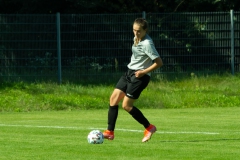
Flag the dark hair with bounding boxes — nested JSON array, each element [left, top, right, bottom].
[[133, 18, 148, 30]]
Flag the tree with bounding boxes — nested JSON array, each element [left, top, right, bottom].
[[1, 0, 239, 14]]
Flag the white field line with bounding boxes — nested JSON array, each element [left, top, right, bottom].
[[0, 123, 220, 135]]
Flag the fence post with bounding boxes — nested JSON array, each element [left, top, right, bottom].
[[230, 10, 235, 75], [142, 11, 146, 19], [56, 12, 62, 84]]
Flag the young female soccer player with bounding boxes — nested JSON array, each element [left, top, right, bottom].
[[103, 18, 163, 142]]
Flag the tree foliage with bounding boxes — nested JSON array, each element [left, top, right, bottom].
[[0, 0, 239, 14]]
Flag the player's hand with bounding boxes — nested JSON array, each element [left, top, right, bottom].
[[135, 70, 145, 78]]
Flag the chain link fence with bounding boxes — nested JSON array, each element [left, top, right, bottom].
[[0, 11, 239, 83]]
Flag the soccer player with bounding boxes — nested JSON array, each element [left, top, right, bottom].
[[103, 18, 163, 142]]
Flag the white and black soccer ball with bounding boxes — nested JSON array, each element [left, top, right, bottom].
[[87, 130, 104, 144]]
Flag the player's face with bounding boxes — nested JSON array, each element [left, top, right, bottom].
[[133, 23, 146, 40]]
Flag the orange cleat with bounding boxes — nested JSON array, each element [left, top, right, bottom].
[[142, 124, 157, 142], [103, 130, 114, 140]]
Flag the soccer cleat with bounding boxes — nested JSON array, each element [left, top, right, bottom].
[[142, 124, 157, 142], [103, 130, 114, 140]]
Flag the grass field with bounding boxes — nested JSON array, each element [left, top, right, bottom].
[[0, 74, 240, 159], [1, 73, 240, 111], [1, 108, 240, 160]]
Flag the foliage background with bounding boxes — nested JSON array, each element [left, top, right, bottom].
[[0, 0, 239, 14]]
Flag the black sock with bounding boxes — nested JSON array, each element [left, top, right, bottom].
[[129, 106, 150, 129], [107, 105, 119, 131]]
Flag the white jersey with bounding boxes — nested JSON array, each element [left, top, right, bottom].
[[127, 34, 160, 75]]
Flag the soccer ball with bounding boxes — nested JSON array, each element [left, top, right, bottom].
[[87, 130, 104, 144]]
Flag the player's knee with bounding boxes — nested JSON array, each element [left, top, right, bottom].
[[110, 89, 125, 106], [109, 93, 120, 106], [122, 103, 132, 112]]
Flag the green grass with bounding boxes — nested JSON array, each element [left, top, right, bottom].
[[0, 74, 240, 159], [0, 108, 240, 160], [0, 73, 240, 111]]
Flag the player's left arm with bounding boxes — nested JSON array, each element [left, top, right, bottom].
[[135, 57, 163, 78], [135, 40, 163, 78]]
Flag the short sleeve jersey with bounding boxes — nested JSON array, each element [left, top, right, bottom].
[[127, 34, 159, 73]]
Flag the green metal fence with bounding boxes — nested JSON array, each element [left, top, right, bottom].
[[148, 11, 239, 75], [0, 11, 239, 83]]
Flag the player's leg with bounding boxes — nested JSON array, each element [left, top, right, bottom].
[[122, 96, 150, 129], [110, 88, 125, 106], [107, 88, 125, 131], [124, 74, 156, 142], [103, 75, 127, 140], [123, 96, 156, 142]]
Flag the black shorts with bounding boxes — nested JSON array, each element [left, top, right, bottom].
[[115, 69, 150, 99]]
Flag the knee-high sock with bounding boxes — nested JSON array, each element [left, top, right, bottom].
[[107, 105, 119, 131], [129, 106, 150, 128]]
